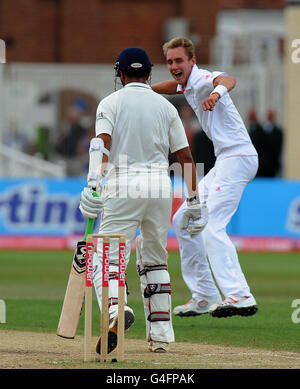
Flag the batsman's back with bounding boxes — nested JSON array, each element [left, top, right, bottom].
[[96, 83, 188, 170]]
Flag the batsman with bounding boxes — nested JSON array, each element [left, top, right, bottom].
[[78, 47, 206, 354]]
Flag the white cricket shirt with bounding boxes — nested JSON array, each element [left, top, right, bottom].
[[177, 65, 257, 159], [96, 82, 188, 175]]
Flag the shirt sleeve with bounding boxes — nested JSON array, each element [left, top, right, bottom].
[[191, 70, 226, 96], [202, 70, 227, 90], [95, 98, 115, 136], [169, 107, 189, 153]]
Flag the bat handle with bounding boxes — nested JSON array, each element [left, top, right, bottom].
[[84, 219, 95, 241]]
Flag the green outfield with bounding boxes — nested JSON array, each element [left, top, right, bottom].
[[0, 250, 299, 352]]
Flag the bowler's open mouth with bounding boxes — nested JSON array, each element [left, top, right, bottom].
[[174, 71, 183, 81]]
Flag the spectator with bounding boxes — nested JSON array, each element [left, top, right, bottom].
[[55, 105, 89, 176], [56, 106, 87, 157], [248, 108, 263, 134], [261, 110, 283, 177], [248, 109, 264, 174], [249, 109, 283, 177]]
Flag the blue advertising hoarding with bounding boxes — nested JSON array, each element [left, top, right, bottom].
[[0, 177, 299, 251], [0, 178, 87, 236]]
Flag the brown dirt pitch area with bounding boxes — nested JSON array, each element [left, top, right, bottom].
[[0, 330, 300, 369], [1, 330, 300, 369]]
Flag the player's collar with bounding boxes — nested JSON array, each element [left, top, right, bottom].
[[176, 64, 198, 93], [185, 65, 198, 91], [124, 82, 151, 89]]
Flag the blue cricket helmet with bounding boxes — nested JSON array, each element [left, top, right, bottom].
[[114, 47, 153, 76]]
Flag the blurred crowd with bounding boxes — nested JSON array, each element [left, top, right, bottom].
[[247, 109, 283, 178], [173, 104, 283, 179], [3, 96, 93, 177], [54, 101, 92, 176], [4, 96, 283, 179]]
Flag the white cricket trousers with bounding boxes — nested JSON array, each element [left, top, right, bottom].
[[93, 171, 175, 343], [173, 155, 258, 300]]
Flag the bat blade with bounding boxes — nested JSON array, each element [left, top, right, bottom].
[[57, 192, 99, 339], [57, 240, 87, 339]]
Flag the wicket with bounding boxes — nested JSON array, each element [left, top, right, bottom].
[[83, 233, 126, 363]]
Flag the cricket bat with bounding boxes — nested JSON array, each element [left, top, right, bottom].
[[57, 216, 97, 339]]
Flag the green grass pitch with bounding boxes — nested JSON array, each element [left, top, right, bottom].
[[0, 250, 299, 352]]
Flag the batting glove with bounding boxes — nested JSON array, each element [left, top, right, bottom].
[[79, 187, 103, 219], [187, 203, 208, 237], [180, 197, 208, 238]]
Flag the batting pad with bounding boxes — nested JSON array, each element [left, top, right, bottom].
[[136, 236, 174, 343]]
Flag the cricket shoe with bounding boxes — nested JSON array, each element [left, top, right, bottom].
[[96, 306, 135, 355], [148, 340, 169, 353], [208, 296, 258, 318], [173, 297, 222, 317]]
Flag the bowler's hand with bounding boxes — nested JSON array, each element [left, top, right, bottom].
[[201, 93, 219, 111]]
